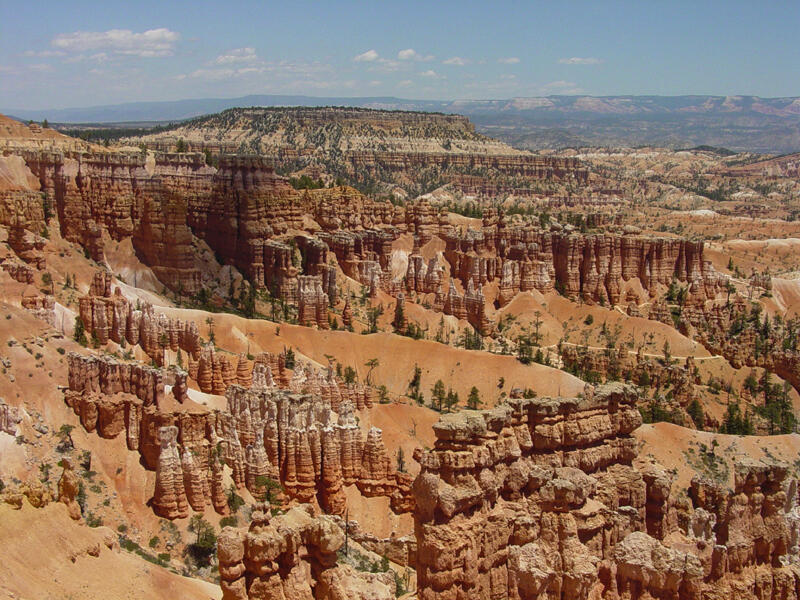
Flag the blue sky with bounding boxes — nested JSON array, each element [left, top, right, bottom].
[[2, 0, 799, 109]]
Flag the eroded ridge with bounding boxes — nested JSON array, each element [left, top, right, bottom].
[[64, 352, 411, 519], [412, 383, 800, 600]]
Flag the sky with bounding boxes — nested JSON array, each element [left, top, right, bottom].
[[1, 0, 799, 110]]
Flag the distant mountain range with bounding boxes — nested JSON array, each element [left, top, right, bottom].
[[6, 94, 800, 153]]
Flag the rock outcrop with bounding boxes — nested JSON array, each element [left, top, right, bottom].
[[153, 426, 190, 519], [559, 345, 701, 426], [413, 383, 800, 600], [297, 275, 329, 329], [78, 270, 201, 364], [0, 398, 21, 436], [218, 502, 395, 600], [20, 150, 202, 291], [224, 384, 409, 515], [56, 457, 82, 520], [441, 220, 722, 306], [0, 256, 35, 284], [413, 382, 644, 599], [65, 351, 408, 518], [21, 287, 55, 326], [661, 289, 800, 396], [7, 218, 46, 269]]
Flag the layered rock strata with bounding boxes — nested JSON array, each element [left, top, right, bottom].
[[442, 279, 491, 335], [65, 352, 408, 518], [224, 384, 410, 515], [440, 220, 723, 306], [218, 502, 395, 600], [7, 217, 46, 269], [413, 382, 644, 599], [20, 289, 55, 326], [412, 383, 800, 600], [0, 256, 35, 284], [20, 150, 202, 291], [78, 271, 201, 364], [297, 275, 329, 329], [152, 425, 190, 519]]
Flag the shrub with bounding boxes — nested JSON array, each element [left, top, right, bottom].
[[219, 516, 238, 528]]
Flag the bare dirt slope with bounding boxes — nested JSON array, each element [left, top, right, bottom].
[[635, 422, 800, 490], [159, 306, 587, 404], [0, 501, 220, 600]]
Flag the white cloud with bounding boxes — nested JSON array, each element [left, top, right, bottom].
[[214, 47, 258, 65], [372, 59, 403, 72], [443, 56, 469, 66], [397, 79, 413, 87], [558, 57, 602, 65], [178, 59, 333, 82], [542, 80, 583, 93], [420, 69, 442, 79], [398, 48, 433, 61], [500, 74, 516, 80], [64, 52, 109, 63], [51, 28, 179, 57], [498, 57, 520, 64], [354, 49, 379, 62], [23, 50, 65, 58]]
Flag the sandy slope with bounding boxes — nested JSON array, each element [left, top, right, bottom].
[[0, 501, 220, 600], [635, 422, 800, 490], [158, 306, 586, 404]]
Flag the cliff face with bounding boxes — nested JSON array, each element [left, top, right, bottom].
[[218, 502, 396, 600], [345, 150, 588, 185], [10, 146, 410, 302], [19, 150, 203, 292], [13, 150, 323, 295], [412, 383, 800, 600], [441, 220, 720, 306], [8, 143, 718, 337], [413, 383, 643, 599], [182, 155, 300, 283], [393, 215, 723, 335], [127, 106, 589, 196], [79, 271, 201, 365], [64, 351, 411, 518]]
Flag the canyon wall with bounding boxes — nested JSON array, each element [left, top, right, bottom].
[[345, 151, 589, 184], [78, 271, 201, 365], [412, 383, 800, 600], [19, 150, 202, 292], [64, 352, 411, 519], [9, 146, 722, 334], [413, 383, 644, 599], [440, 220, 722, 306], [218, 502, 396, 600]]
